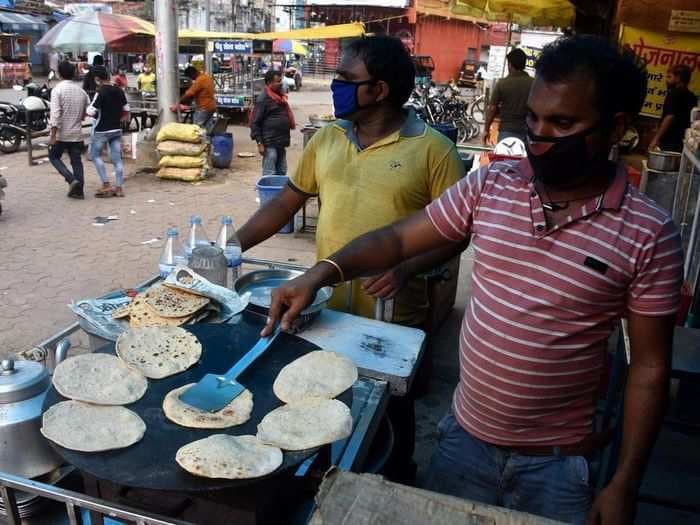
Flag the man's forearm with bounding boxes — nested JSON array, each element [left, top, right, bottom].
[[650, 115, 674, 148], [610, 362, 669, 490], [483, 105, 498, 136], [236, 189, 306, 251]]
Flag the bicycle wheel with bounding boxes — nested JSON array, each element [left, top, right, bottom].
[[471, 96, 486, 124]]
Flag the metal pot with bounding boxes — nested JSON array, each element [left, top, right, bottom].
[[648, 150, 681, 172], [0, 355, 63, 479]]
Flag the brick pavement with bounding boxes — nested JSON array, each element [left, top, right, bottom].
[[0, 92, 331, 358]]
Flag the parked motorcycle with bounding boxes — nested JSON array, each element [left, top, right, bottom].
[[406, 82, 480, 143], [0, 83, 51, 154]]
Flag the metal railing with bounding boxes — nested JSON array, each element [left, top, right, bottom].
[[0, 469, 193, 525]]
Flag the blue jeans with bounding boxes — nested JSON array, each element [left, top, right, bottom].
[[193, 109, 214, 133], [262, 146, 287, 177], [90, 131, 124, 187], [49, 141, 84, 186], [424, 414, 592, 524]]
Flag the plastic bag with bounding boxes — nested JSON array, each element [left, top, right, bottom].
[[158, 153, 207, 169], [157, 140, 208, 156], [156, 123, 205, 144]]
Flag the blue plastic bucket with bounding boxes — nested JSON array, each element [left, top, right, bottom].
[[256, 176, 294, 234], [211, 133, 234, 168]]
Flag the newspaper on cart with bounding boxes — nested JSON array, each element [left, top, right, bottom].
[[163, 265, 250, 320], [69, 268, 250, 341]]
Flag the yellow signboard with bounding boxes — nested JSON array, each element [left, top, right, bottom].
[[621, 25, 700, 118]]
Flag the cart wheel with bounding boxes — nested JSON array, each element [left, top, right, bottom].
[[0, 129, 21, 153]]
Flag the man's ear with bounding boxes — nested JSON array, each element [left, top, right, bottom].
[[375, 80, 390, 104]]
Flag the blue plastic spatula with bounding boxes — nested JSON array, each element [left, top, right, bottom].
[[179, 325, 281, 412]]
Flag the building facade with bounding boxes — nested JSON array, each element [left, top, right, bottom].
[[177, 0, 274, 33]]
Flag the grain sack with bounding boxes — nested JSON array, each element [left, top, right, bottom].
[[156, 123, 205, 144], [159, 154, 208, 169], [157, 140, 208, 156], [157, 167, 207, 182]]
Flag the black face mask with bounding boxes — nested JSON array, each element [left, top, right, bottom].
[[525, 124, 602, 190]]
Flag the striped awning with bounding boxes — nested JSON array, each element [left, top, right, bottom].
[[0, 11, 47, 33]]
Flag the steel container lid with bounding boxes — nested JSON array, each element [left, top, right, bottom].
[[0, 359, 49, 404]]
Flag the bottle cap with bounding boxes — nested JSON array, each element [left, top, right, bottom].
[[222, 216, 232, 225], [167, 227, 178, 237], [190, 215, 202, 225]]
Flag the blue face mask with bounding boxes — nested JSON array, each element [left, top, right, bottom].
[[331, 78, 376, 119]]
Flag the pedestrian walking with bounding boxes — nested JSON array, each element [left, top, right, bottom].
[[48, 61, 90, 200], [483, 48, 533, 144], [250, 70, 296, 176], [649, 64, 698, 152], [264, 36, 682, 525], [173, 66, 216, 132], [86, 66, 129, 198], [82, 54, 103, 99]]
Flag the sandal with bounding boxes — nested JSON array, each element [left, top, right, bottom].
[[95, 189, 114, 198], [112, 187, 125, 198]]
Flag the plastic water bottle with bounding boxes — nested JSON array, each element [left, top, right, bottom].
[[216, 216, 243, 285], [185, 215, 210, 260], [159, 228, 187, 278]]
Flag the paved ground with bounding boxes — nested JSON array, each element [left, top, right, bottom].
[[0, 88, 332, 357]]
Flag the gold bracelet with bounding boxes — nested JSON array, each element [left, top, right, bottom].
[[319, 258, 345, 282]]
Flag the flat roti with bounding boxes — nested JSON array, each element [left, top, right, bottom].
[[53, 353, 147, 405], [116, 326, 202, 379], [128, 294, 192, 328], [41, 401, 146, 452], [163, 383, 253, 428], [256, 399, 352, 451], [273, 351, 357, 404], [145, 285, 209, 318], [176, 435, 282, 479]]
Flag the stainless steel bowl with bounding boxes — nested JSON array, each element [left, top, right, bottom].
[[234, 269, 333, 332], [309, 115, 336, 128], [648, 150, 681, 172]]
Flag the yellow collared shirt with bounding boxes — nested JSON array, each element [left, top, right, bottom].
[[291, 113, 464, 325]]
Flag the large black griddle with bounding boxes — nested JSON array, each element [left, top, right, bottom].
[[43, 321, 352, 492]]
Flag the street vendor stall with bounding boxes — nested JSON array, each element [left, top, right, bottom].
[[0, 257, 425, 524], [0, 33, 31, 88]]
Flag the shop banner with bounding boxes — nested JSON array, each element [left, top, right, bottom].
[[212, 40, 252, 55], [621, 25, 700, 118]]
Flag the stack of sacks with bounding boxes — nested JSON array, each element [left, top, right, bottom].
[[685, 109, 700, 153], [156, 123, 209, 182]]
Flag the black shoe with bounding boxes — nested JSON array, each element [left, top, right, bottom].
[[67, 180, 84, 199]]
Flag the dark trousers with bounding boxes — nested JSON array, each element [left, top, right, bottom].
[[49, 141, 84, 186]]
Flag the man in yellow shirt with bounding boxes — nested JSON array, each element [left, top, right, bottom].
[[136, 65, 156, 94], [236, 35, 465, 482]]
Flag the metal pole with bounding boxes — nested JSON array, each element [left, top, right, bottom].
[[205, 0, 210, 31], [155, 0, 179, 125]]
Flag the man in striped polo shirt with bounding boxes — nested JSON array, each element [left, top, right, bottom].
[[263, 36, 683, 524]]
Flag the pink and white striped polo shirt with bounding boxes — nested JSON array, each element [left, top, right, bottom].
[[426, 160, 683, 446]]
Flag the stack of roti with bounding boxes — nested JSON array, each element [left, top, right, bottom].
[[257, 350, 357, 451], [176, 435, 282, 479], [112, 284, 212, 328], [116, 326, 202, 379], [42, 353, 148, 452]]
